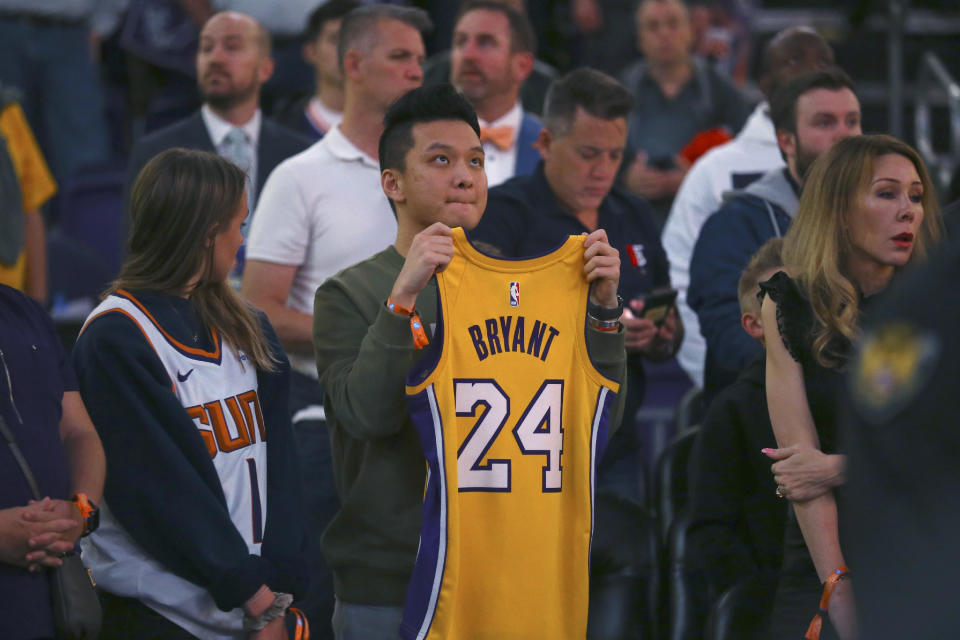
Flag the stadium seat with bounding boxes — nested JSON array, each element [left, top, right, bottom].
[[653, 426, 700, 544], [47, 229, 114, 348], [704, 574, 779, 640], [55, 166, 126, 277], [674, 387, 704, 433], [588, 491, 659, 640], [665, 512, 713, 640]]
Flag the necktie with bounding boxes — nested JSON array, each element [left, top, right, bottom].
[[221, 127, 256, 211], [220, 128, 255, 289], [480, 125, 515, 151]]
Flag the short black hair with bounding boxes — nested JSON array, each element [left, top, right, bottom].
[[379, 84, 481, 175], [542, 68, 634, 136], [338, 5, 432, 72], [454, 0, 536, 54], [770, 67, 856, 135], [303, 0, 360, 42]]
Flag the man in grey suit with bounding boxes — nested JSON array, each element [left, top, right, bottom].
[[125, 10, 311, 272]]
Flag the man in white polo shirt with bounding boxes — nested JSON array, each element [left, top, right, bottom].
[[241, 5, 430, 635]]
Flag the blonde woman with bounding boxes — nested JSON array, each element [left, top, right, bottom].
[[760, 134, 942, 639]]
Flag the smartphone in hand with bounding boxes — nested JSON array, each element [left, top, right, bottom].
[[638, 289, 677, 327]]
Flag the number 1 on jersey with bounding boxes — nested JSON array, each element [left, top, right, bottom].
[[455, 379, 564, 492]]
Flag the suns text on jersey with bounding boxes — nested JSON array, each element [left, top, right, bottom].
[[186, 390, 266, 458]]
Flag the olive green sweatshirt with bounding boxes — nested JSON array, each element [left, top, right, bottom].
[[313, 245, 626, 606]]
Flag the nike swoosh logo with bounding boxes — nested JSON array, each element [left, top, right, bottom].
[[177, 369, 195, 382]]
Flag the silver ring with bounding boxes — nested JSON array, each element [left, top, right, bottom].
[[776, 485, 785, 499]]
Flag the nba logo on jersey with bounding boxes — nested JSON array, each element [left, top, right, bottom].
[[509, 281, 520, 306]]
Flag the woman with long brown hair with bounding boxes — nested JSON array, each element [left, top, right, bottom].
[[761, 134, 942, 639], [72, 149, 308, 639]]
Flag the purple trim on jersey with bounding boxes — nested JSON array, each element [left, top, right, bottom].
[[588, 385, 616, 574], [401, 385, 448, 640], [592, 386, 615, 465], [407, 294, 444, 388], [246, 458, 264, 544]]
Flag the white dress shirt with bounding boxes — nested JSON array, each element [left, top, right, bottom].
[[306, 97, 343, 136], [201, 104, 261, 208]]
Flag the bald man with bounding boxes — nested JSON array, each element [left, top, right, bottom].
[[125, 10, 312, 267]]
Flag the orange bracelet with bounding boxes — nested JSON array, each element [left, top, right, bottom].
[[804, 565, 850, 640], [72, 493, 98, 536], [386, 298, 430, 349]]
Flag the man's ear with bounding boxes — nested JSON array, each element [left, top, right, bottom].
[[534, 128, 552, 160], [776, 128, 796, 160], [511, 51, 534, 85], [343, 49, 362, 82], [741, 310, 765, 341], [258, 56, 275, 84], [381, 169, 405, 207]]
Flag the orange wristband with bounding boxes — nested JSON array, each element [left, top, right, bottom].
[[73, 493, 95, 521], [386, 298, 430, 349], [804, 565, 850, 640], [386, 298, 414, 316], [72, 493, 98, 536]]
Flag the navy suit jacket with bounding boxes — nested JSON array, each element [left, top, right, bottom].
[[124, 110, 312, 208], [514, 111, 542, 178]]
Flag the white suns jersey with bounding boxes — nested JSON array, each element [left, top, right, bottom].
[[79, 291, 268, 640]]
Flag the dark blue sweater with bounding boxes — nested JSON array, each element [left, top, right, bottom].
[[688, 168, 798, 403], [0, 285, 75, 640]]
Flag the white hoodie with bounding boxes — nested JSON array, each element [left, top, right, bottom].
[[661, 101, 785, 386]]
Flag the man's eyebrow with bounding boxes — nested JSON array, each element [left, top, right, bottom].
[[423, 142, 485, 154]]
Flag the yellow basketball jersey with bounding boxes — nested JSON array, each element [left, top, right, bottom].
[[400, 228, 620, 640]]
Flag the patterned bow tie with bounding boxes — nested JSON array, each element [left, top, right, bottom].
[[479, 125, 515, 151]]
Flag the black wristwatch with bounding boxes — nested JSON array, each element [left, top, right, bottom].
[[587, 295, 624, 321], [72, 493, 100, 537]]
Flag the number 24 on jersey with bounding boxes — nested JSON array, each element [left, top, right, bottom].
[[455, 378, 564, 493]]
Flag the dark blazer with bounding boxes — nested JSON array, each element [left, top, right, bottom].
[[514, 111, 542, 178], [124, 109, 313, 207]]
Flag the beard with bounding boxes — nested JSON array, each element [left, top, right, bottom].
[[199, 73, 258, 111], [453, 68, 489, 100], [204, 90, 246, 112], [794, 141, 820, 181]]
